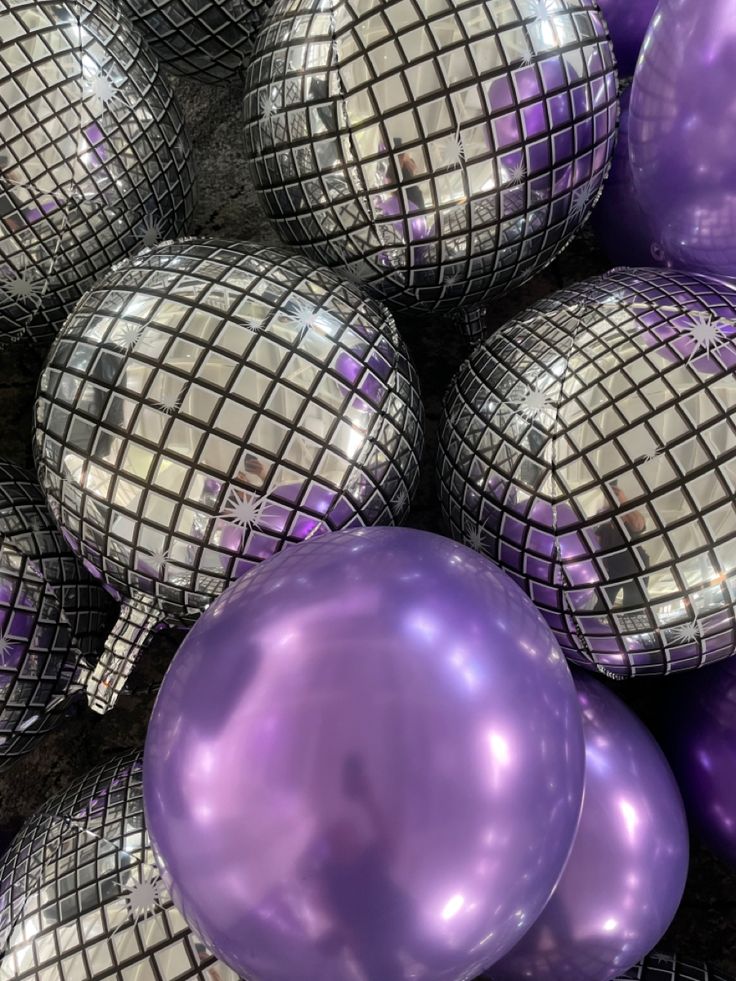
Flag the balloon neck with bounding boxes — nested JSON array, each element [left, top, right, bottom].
[[85, 600, 165, 714], [451, 306, 490, 346]]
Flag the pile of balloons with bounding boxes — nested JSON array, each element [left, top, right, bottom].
[[1, 0, 736, 980]]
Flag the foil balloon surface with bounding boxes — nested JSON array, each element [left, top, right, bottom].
[[34, 240, 424, 713], [0, 459, 110, 768], [243, 0, 618, 314], [0, 751, 239, 980], [613, 952, 735, 981], [437, 267, 736, 679], [0, 0, 196, 343], [116, 0, 276, 82], [144, 526, 586, 981]]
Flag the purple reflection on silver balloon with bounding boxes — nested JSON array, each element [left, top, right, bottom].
[[243, 0, 618, 313], [144, 527, 585, 981], [629, 0, 736, 279], [491, 672, 688, 981], [437, 267, 736, 679]]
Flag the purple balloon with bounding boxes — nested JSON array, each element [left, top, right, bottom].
[[629, 0, 736, 278], [592, 87, 661, 266], [666, 658, 736, 867], [597, 0, 658, 76], [491, 673, 689, 981], [144, 527, 586, 981]]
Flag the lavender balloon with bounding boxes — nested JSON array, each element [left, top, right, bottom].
[[597, 0, 658, 76], [666, 657, 736, 867], [491, 673, 688, 981], [144, 527, 586, 981], [629, 0, 736, 278], [592, 88, 660, 266]]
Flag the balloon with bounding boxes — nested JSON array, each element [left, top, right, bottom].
[[665, 657, 736, 867], [591, 87, 660, 266], [597, 0, 658, 77], [243, 0, 618, 314], [629, 0, 736, 279], [436, 267, 736, 679], [615, 951, 735, 980], [0, 458, 111, 767], [0, 0, 195, 344], [0, 752, 239, 980], [144, 526, 586, 981], [33, 240, 424, 713], [479, 951, 736, 981], [491, 673, 688, 981], [116, 0, 276, 81]]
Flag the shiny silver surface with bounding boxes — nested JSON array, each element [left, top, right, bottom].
[[0, 0, 196, 343], [0, 459, 110, 768], [0, 752, 239, 980], [117, 0, 276, 82], [33, 239, 423, 711], [243, 0, 618, 312], [437, 267, 736, 678]]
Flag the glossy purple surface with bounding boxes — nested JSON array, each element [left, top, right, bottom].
[[491, 673, 689, 981], [630, 0, 736, 278], [666, 658, 736, 868], [598, 0, 658, 76], [144, 527, 586, 981]]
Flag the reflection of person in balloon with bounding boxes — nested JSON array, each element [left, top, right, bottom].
[[596, 482, 650, 608], [304, 753, 452, 981]]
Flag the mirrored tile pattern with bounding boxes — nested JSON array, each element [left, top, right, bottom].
[[244, 0, 618, 311], [117, 0, 276, 82], [437, 267, 736, 677], [0, 459, 111, 768], [0, 0, 196, 342], [34, 239, 424, 624], [0, 752, 240, 979]]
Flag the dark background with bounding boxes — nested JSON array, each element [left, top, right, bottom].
[[0, 74, 734, 975]]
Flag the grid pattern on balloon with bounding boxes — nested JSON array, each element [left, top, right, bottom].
[[437, 268, 736, 677], [118, 0, 274, 81], [618, 952, 732, 981], [0, 540, 82, 768], [34, 240, 423, 620], [0, 752, 238, 979], [244, 0, 618, 310], [0, 460, 110, 654], [0, 0, 195, 342]]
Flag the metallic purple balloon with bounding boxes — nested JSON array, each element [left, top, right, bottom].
[[491, 673, 689, 981], [144, 527, 586, 981], [629, 0, 736, 278], [592, 88, 661, 266], [666, 658, 736, 867], [597, 0, 658, 76]]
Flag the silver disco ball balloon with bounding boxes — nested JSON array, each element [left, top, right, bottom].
[[437, 268, 736, 679], [116, 0, 276, 82], [0, 0, 196, 344], [615, 952, 734, 981], [243, 0, 618, 314], [0, 459, 111, 768], [34, 239, 424, 713], [0, 752, 240, 980]]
